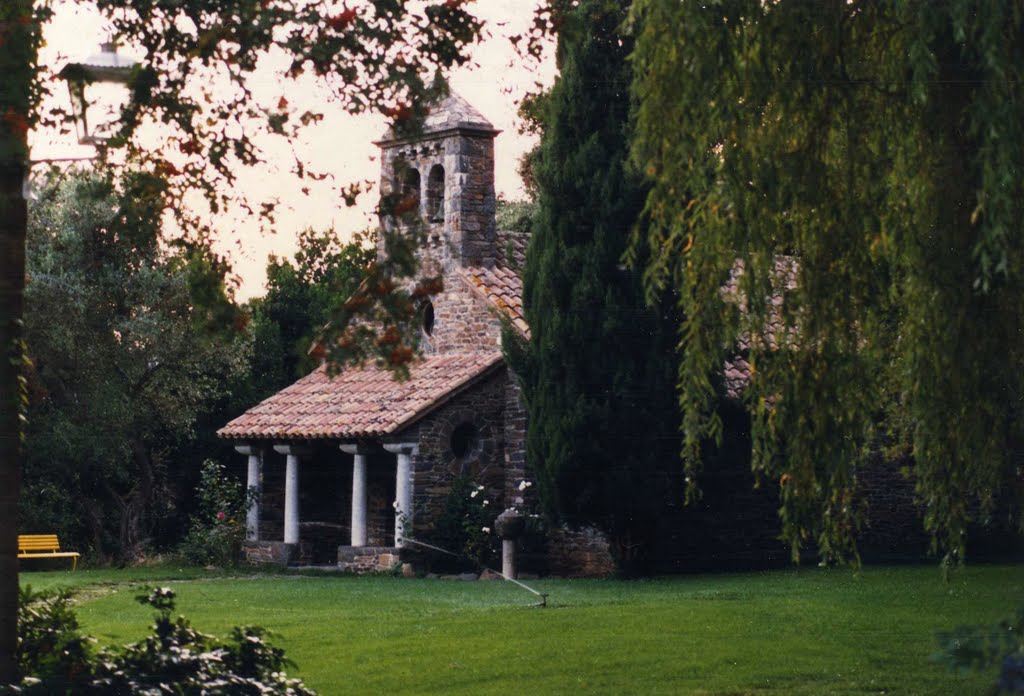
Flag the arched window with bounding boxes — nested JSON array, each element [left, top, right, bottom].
[[397, 166, 420, 217], [426, 164, 445, 223], [421, 300, 435, 336], [450, 422, 480, 459]]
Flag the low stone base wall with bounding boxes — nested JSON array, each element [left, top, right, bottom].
[[337, 546, 400, 573], [244, 541, 301, 566], [545, 526, 616, 578]]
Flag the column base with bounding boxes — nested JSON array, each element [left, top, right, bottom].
[[336, 546, 401, 574], [244, 541, 302, 566]]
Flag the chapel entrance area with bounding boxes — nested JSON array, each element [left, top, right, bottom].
[[237, 443, 400, 566]]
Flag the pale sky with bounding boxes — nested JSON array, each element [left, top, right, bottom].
[[32, 1, 555, 300]]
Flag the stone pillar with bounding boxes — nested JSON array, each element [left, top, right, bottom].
[[273, 444, 309, 545], [234, 445, 262, 542], [383, 443, 418, 547], [502, 539, 516, 579], [495, 509, 525, 580], [340, 444, 369, 547]]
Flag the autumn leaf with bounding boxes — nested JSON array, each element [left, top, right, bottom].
[[326, 7, 358, 32], [3, 108, 29, 137]]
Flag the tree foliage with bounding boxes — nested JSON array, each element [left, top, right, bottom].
[[247, 226, 374, 400], [2, 0, 484, 678], [22, 170, 248, 562], [516, 0, 679, 572], [629, 0, 1024, 564]]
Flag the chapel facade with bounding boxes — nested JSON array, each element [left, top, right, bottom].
[[217, 92, 542, 572]]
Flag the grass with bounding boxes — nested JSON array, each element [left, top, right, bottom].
[[20, 563, 1023, 695]]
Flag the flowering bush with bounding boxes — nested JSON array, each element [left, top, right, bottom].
[[429, 476, 501, 571], [179, 459, 249, 566]]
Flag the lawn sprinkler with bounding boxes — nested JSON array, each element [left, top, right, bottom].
[[401, 536, 548, 608]]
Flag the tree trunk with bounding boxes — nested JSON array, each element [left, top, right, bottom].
[[0, 158, 27, 685], [117, 439, 155, 563], [0, 3, 36, 679]]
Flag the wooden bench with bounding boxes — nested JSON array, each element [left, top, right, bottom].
[[17, 534, 80, 572]]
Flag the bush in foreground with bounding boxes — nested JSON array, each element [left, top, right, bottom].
[[9, 586, 315, 694], [933, 606, 1024, 694]]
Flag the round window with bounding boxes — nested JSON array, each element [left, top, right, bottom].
[[450, 422, 479, 459]]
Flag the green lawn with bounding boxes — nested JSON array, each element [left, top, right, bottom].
[[20, 563, 1023, 695]]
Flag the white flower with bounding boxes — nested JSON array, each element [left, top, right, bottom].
[[477, 485, 485, 490], [482, 499, 489, 506], [481, 527, 491, 534], [470, 490, 478, 498], [518, 480, 532, 491]]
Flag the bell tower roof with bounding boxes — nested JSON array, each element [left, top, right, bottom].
[[377, 90, 499, 144], [422, 91, 496, 134]]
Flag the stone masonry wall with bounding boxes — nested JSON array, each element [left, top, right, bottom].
[[855, 455, 929, 560], [502, 376, 529, 508], [545, 526, 616, 578], [337, 546, 400, 573], [409, 370, 508, 540], [378, 130, 497, 273], [421, 276, 504, 355]]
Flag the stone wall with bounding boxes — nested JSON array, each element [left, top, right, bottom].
[[855, 455, 929, 560], [544, 526, 616, 578], [244, 541, 300, 566], [337, 546, 400, 573], [410, 370, 508, 537], [502, 376, 529, 507], [378, 130, 497, 273], [421, 277, 503, 355], [856, 454, 1020, 561]]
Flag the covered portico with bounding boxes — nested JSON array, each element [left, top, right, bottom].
[[230, 440, 415, 559], [217, 351, 503, 567]]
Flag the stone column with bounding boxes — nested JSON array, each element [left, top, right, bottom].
[[495, 509, 525, 580], [273, 444, 309, 545], [383, 443, 418, 547], [234, 445, 262, 542], [340, 444, 369, 547]]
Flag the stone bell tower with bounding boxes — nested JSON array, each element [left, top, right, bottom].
[[375, 91, 500, 273]]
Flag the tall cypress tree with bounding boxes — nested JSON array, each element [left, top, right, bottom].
[[519, 0, 679, 573]]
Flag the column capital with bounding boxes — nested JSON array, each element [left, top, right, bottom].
[[234, 444, 263, 456], [274, 443, 312, 457], [340, 442, 376, 455], [383, 442, 418, 456]]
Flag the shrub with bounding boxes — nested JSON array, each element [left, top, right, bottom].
[[10, 587, 316, 694], [428, 477, 501, 572], [15, 586, 93, 689], [933, 605, 1024, 694], [180, 459, 249, 566]]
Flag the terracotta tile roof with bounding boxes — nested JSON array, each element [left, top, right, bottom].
[[458, 227, 530, 338], [218, 352, 503, 441], [459, 264, 529, 339], [495, 228, 528, 269], [723, 356, 752, 401]]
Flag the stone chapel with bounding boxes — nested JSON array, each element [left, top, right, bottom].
[[218, 92, 549, 572]]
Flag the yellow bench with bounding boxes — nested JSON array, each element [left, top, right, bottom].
[[17, 534, 80, 572]]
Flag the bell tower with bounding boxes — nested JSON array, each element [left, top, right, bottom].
[[376, 91, 500, 272]]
